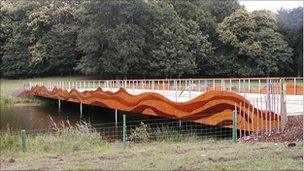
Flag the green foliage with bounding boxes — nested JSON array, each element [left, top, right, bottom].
[[217, 9, 261, 57], [205, 0, 242, 22], [151, 126, 200, 142], [128, 122, 200, 143], [256, 28, 293, 76], [128, 122, 150, 143], [216, 8, 295, 76], [0, 125, 20, 153], [0, 0, 301, 78], [277, 7, 303, 76], [148, 2, 213, 77], [252, 10, 277, 31]]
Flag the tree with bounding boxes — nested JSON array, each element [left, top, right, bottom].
[[30, 24, 80, 76], [205, 0, 242, 22], [217, 9, 261, 58], [144, 1, 213, 78], [216, 9, 293, 77], [149, 17, 213, 78], [252, 10, 277, 31], [29, 4, 80, 76], [0, 3, 11, 67], [171, 0, 216, 39], [277, 7, 303, 76], [255, 28, 293, 76], [1, 1, 39, 78], [76, 1, 144, 78], [0, 0, 300, 78]]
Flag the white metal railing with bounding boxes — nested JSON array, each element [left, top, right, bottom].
[[26, 77, 303, 113], [27, 77, 303, 95]]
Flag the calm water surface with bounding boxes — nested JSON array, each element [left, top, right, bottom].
[[0, 102, 117, 132], [1, 99, 152, 132]]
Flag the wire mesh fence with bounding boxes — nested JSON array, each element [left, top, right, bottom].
[[0, 116, 236, 154]]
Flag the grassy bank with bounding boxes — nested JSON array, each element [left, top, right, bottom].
[[1, 122, 303, 170], [0, 77, 87, 106]]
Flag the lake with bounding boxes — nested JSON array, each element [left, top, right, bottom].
[[0, 99, 156, 133]]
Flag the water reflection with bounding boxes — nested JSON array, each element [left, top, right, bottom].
[[0, 100, 116, 132]]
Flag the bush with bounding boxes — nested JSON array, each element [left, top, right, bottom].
[[128, 122, 201, 143], [151, 126, 200, 142], [128, 122, 150, 143]]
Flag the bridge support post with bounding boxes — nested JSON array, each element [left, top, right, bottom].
[[115, 109, 118, 130], [179, 120, 182, 128], [58, 99, 61, 113], [80, 103, 83, 118]]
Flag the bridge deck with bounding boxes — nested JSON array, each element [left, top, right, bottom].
[[29, 78, 303, 132]]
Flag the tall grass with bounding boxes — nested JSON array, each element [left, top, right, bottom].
[[29, 118, 104, 154], [0, 125, 20, 153], [0, 118, 104, 156], [128, 122, 201, 143]]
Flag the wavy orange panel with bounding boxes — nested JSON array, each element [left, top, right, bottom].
[[260, 84, 303, 95], [30, 86, 280, 132]]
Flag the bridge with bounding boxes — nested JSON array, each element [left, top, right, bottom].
[[28, 77, 303, 133]]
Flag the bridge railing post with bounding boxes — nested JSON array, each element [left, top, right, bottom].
[[238, 79, 241, 93], [162, 80, 164, 95], [248, 79, 251, 93], [293, 78, 296, 95], [229, 79, 232, 91], [174, 80, 177, 102], [198, 80, 200, 91]]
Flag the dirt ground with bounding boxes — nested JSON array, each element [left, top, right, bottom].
[[242, 115, 303, 142]]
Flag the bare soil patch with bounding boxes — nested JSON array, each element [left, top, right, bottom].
[[242, 115, 303, 142]]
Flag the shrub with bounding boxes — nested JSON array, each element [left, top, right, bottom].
[[128, 122, 150, 143]]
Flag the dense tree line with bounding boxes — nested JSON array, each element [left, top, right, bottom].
[[0, 0, 302, 78]]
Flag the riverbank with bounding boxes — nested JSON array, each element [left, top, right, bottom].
[[0, 77, 87, 106], [1, 121, 303, 170]]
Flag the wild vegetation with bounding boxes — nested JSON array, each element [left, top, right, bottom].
[[1, 121, 303, 170], [0, 0, 302, 79]]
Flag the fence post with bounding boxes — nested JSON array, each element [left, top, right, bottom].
[[232, 109, 237, 143], [122, 114, 127, 150], [21, 130, 27, 152]]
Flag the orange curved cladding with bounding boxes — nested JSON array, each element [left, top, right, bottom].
[[30, 86, 280, 132], [260, 84, 303, 95]]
